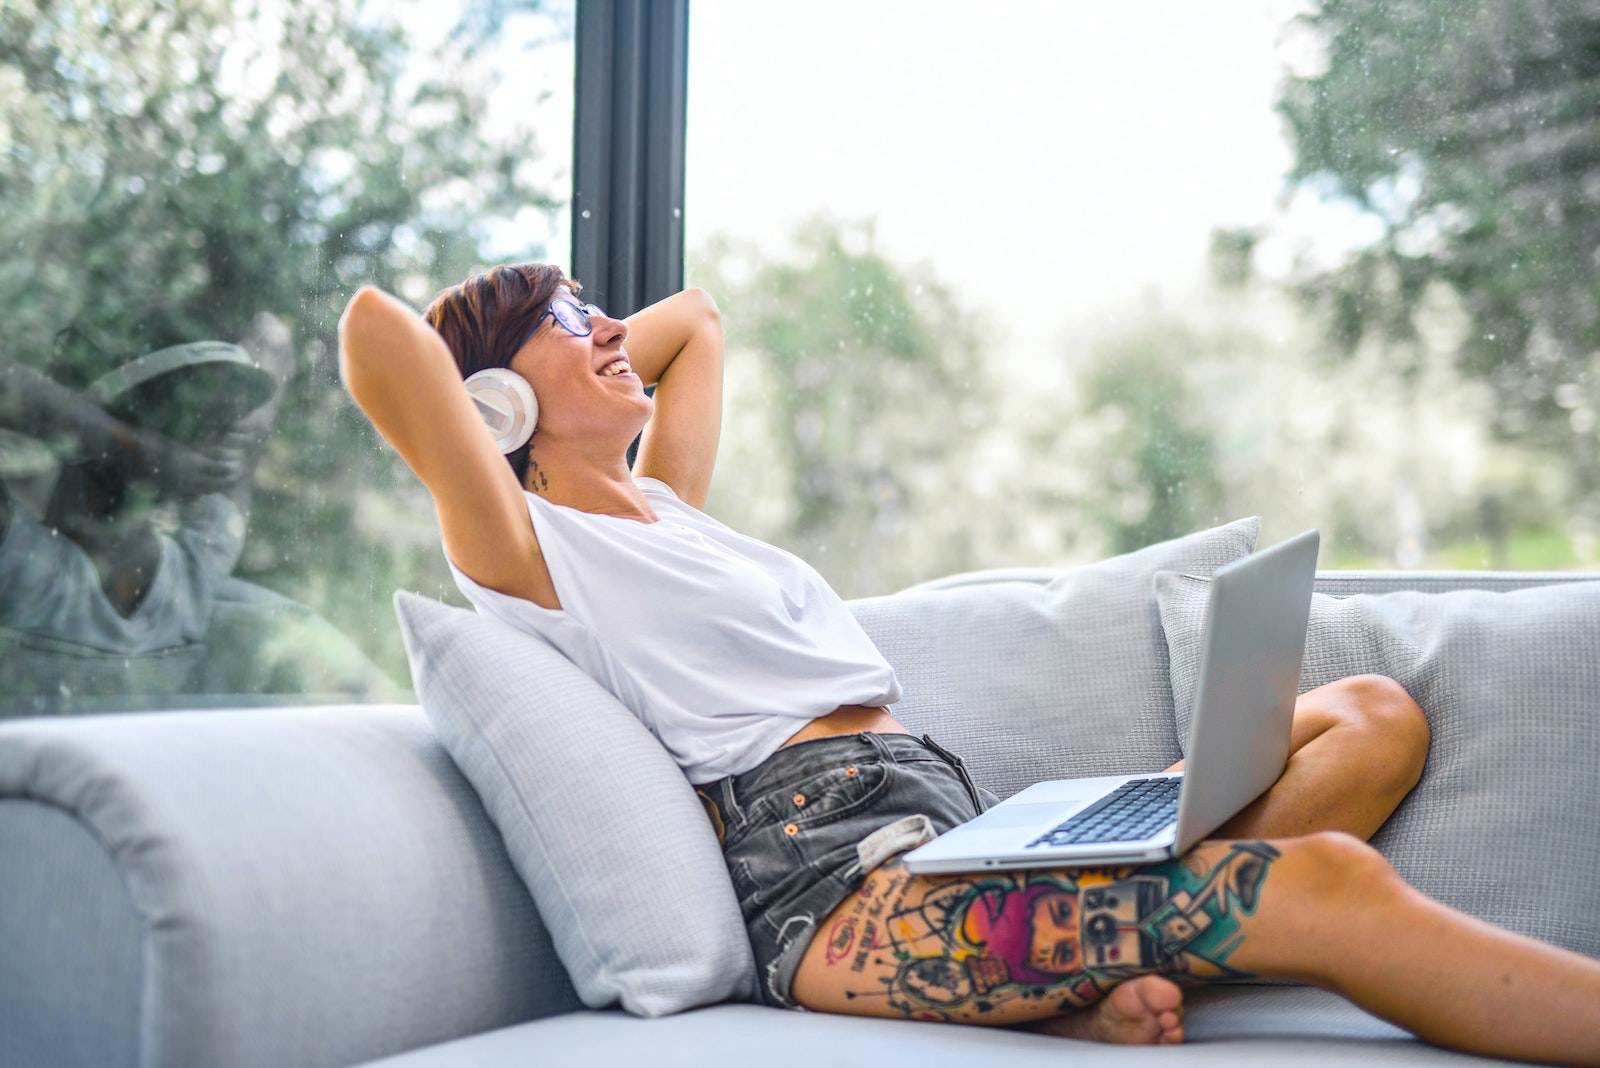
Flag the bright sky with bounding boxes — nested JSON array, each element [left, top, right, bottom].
[[685, 0, 1314, 320], [427, 0, 1351, 330]]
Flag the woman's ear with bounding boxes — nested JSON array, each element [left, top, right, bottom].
[[464, 368, 539, 452]]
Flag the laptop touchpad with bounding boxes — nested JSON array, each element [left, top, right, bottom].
[[971, 802, 1082, 829]]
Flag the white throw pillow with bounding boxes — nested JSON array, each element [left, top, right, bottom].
[[393, 592, 756, 1016]]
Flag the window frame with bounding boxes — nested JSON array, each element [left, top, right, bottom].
[[571, 0, 689, 316]]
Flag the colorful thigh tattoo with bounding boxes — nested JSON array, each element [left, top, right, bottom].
[[832, 841, 1279, 1020]]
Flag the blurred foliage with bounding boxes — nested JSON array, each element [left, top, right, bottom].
[[1079, 333, 1224, 555], [1277, 0, 1600, 496], [693, 222, 995, 596], [0, 0, 563, 680], [696, 223, 1241, 594]]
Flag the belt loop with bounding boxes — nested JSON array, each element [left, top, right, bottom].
[[919, 733, 964, 766], [920, 733, 989, 814], [861, 730, 894, 763]]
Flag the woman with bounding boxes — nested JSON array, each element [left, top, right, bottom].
[[340, 263, 1600, 1063]]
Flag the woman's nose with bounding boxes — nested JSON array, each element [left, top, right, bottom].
[[595, 313, 627, 346]]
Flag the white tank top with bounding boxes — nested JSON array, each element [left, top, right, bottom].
[[447, 477, 902, 782]]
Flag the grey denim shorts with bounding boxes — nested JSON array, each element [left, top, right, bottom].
[[696, 732, 994, 1009]]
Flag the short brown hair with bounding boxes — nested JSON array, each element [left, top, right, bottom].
[[423, 263, 579, 480]]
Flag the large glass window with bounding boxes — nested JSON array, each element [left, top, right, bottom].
[[685, 0, 1600, 599], [0, 0, 574, 715], [9, 0, 1596, 718]]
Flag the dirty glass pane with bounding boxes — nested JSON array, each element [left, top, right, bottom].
[[685, 0, 1600, 599], [0, 0, 574, 716]]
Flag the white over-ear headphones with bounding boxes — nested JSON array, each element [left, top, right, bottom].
[[464, 367, 539, 453]]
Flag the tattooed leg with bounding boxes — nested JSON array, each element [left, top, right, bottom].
[[792, 840, 1279, 1029], [792, 833, 1600, 1065]]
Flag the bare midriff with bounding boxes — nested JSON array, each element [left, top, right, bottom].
[[781, 704, 910, 747]]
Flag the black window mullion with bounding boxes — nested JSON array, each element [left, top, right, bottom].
[[572, 0, 688, 317]]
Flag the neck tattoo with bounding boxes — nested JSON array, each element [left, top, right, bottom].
[[526, 456, 550, 494]]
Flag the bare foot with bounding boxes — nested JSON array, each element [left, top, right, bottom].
[[1025, 975, 1185, 1046]]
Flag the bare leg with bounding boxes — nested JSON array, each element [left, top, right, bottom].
[[1175, 674, 1430, 841], [1231, 833, 1600, 1065], [791, 837, 1600, 1065]]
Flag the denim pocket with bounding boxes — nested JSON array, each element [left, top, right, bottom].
[[724, 758, 891, 904], [785, 759, 890, 827], [778, 760, 892, 867]]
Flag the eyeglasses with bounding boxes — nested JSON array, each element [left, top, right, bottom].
[[519, 298, 606, 350]]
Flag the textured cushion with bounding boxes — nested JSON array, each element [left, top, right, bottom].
[[849, 518, 1260, 800], [1156, 573, 1600, 957], [393, 592, 756, 1016]]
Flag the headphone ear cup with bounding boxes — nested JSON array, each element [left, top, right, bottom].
[[463, 368, 539, 453]]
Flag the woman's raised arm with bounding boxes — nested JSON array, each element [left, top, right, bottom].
[[338, 286, 559, 608], [626, 288, 723, 510]]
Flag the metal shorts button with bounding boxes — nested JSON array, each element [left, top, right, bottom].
[[784, 823, 799, 836], [792, 793, 806, 807]]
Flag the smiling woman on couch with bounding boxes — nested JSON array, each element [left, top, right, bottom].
[[339, 263, 1600, 1065]]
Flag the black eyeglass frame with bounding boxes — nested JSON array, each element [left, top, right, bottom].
[[518, 299, 606, 351]]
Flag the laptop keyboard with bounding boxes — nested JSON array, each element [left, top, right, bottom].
[[1027, 777, 1182, 849]]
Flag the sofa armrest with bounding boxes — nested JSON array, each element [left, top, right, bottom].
[[0, 705, 581, 1068]]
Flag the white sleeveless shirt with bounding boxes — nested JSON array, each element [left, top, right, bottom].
[[447, 477, 902, 782]]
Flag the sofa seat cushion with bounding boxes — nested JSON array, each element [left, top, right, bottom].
[[1157, 574, 1600, 958], [354, 996, 1530, 1067]]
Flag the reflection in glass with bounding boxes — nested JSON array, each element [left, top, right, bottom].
[[0, 315, 398, 713], [1, 0, 574, 715]]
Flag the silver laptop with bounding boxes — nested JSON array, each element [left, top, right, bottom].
[[904, 530, 1319, 874]]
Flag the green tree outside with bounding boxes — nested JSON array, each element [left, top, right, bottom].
[[1275, 0, 1600, 502]]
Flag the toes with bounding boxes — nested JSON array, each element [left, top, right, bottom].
[[1140, 976, 1184, 1013], [1122, 975, 1184, 1016]]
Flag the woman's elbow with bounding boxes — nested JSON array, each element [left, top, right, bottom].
[[683, 286, 721, 325], [337, 286, 395, 393], [339, 286, 388, 350], [684, 288, 722, 352]]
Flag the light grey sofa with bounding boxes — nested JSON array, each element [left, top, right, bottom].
[[3, 541, 1598, 1068]]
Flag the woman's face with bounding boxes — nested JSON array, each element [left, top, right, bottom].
[[508, 290, 651, 444]]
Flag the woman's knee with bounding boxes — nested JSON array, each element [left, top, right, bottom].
[[1279, 830, 1405, 903], [1329, 674, 1430, 788]]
